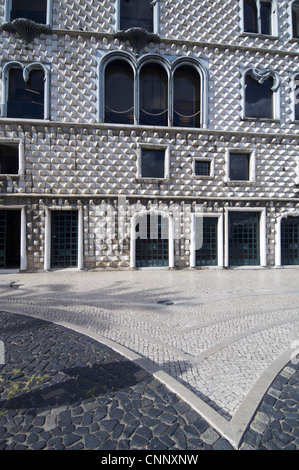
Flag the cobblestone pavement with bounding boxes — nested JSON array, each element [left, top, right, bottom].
[[0, 269, 298, 449], [0, 311, 297, 450]]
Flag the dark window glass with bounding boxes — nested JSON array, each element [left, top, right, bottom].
[[120, 0, 153, 32], [7, 68, 44, 119], [105, 60, 134, 124], [141, 149, 165, 178], [140, 64, 168, 126], [229, 153, 250, 181], [11, 0, 47, 24], [195, 160, 210, 176], [0, 144, 18, 174], [295, 75, 299, 120], [244, 0, 258, 33], [260, 1, 272, 35], [173, 65, 201, 128], [293, 2, 299, 38], [245, 74, 273, 118]]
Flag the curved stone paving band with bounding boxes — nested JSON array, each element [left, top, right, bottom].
[[0, 269, 298, 449]]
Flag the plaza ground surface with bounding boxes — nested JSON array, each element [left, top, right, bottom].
[[0, 268, 298, 450]]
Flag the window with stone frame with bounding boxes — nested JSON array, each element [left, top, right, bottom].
[[244, 72, 274, 119], [10, 0, 47, 24], [7, 67, 45, 120], [292, 1, 299, 38], [229, 152, 250, 181], [0, 143, 18, 175], [194, 160, 211, 177], [119, 0, 154, 32], [295, 74, 299, 121], [140, 148, 165, 179], [101, 54, 207, 128], [243, 0, 274, 36]]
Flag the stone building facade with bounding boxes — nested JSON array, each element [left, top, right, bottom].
[[0, 0, 298, 271]]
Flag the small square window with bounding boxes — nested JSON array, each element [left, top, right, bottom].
[[229, 153, 250, 181], [141, 149, 165, 178], [195, 160, 211, 176], [0, 144, 19, 174]]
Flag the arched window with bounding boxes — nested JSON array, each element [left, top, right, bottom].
[[292, 1, 299, 38], [245, 72, 274, 119], [120, 0, 153, 32], [7, 66, 45, 119], [173, 65, 201, 128], [139, 63, 168, 126], [105, 60, 134, 124], [10, 0, 47, 24]]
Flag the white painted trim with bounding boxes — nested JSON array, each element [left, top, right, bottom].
[[1, 61, 51, 120], [291, 72, 299, 122], [240, 0, 278, 36], [98, 51, 209, 129], [20, 207, 27, 271], [136, 143, 170, 180], [4, 0, 53, 26], [0, 205, 27, 271], [275, 210, 299, 266], [44, 206, 83, 271], [0, 138, 25, 176], [290, 0, 299, 39], [190, 213, 224, 268], [242, 67, 280, 120], [115, 0, 160, 33], [224, 207, 267, 267], [130, 209, 174, 269], [225, 148, 256, 183]]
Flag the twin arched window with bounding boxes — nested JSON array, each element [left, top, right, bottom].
[[103, 56, 205, 128], [2, 62, 50, 120]]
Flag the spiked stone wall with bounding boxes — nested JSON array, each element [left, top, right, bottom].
[[0, 0, 298, 270]]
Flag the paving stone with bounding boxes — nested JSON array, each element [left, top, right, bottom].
[[0, 307, 298, 451]]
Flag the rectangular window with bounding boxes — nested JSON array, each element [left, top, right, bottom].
[[229, 153, 250, 181], [0, 143, 19, 174], [141, 149, 165, 178], [194, 160, 211, 176], [10, 0, 47, 24], [243, 0, 274, 36], [120, 0, 153, 32], [293, 1, 299, 38]]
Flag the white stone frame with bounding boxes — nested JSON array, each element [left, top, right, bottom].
[[130, 208, 174, 269], [98, 52, 209, 129], [292, 72, 299, 122], [193, 156, 215, 179], [224, 207, 267, 268], [1, 61, 51, 120], [44, 206, 84, 271], [190, 213, 224, 268], [242, 67, 280, 121], [115, 0, 160, 34], [275, 210, 299, 267], [224, 148, 256, 183], [0, 205, 27, 271], [4, 0, 53, 26], [136, 144, 170, 181], [0, 138, 25, 176], [290, 0, 299, 40], [240, 0, 278, 37]]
